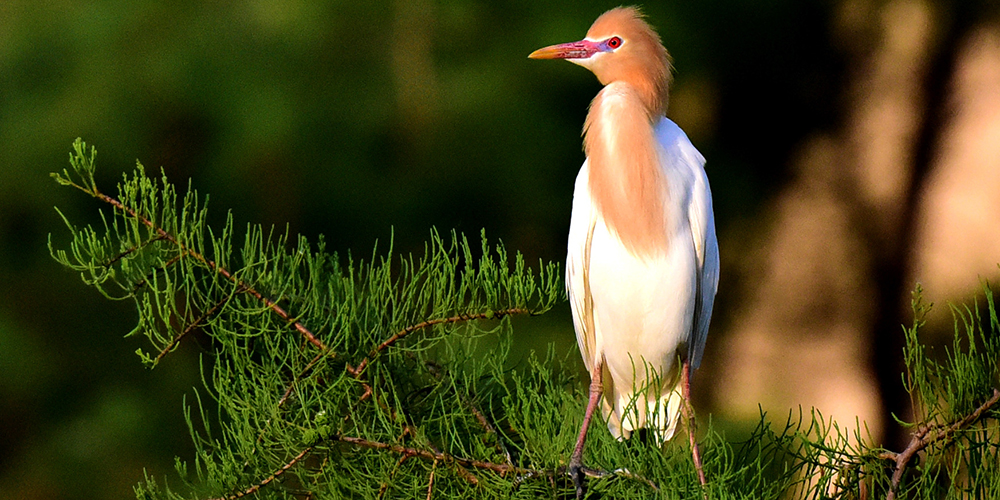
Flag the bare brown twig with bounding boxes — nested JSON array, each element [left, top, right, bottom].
[[426, 459, 439, 500]]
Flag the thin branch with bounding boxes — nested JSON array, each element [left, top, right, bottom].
[[335, 434, 537, 477], [248, 284, 536, 487], [154, 292, 235, 364], [131, 252, 185, 293], [377, 455, 410, 500], [277, 352, 326, 408], [333, 434, 658, 493], [466, 399, 494, 433], [84, 186, 328, 351], [426, 359, 514, 468], [530, 465, 659, 492], [213, 446, 313, 500], [885, 388, 1000, 500], [580, 467, 660, 492], [349, 308, 533, 375], [453, 463, 480, 486], [344, 309, 534, 417], [105, 234, 169, 268], [426, 459, 438, 500], [465, 396, 514, 466]]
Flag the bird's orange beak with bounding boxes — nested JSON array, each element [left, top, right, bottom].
[[528, 40, 600, 60]]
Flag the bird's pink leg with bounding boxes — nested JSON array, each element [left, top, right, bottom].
[[681, 360, 707, 487], [570, 361, 603, 499]]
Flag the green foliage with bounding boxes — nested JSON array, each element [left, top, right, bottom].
[[51, 140, 1000, 499]]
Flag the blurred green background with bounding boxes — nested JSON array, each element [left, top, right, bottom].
[[3, 1, 1000, 498]]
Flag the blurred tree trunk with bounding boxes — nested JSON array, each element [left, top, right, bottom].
[[708, 0, 1000, 449], [909, 25, 1000, 310]]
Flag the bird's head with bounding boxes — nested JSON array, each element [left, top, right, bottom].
[[529, 6, 672, 115]]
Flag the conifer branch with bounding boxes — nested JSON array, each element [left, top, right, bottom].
[[106, 234, 169, 268], [377, 455, 410, 500], [349, 307, 534, 376], [465, 394, 514, 466], [335, 434, 661, 494], [276, 352, 325, 408], [132, 252, 184, 293], [214, 446, 312, 500], [336, 434, 538, 477], [53, 141, 1000, 499], [423, 358, 515, 467], [345, 308, 536, 411], [577, 466, 660, 491], [883, 387, 1000, 500], [67, 180, 329, 352], [154, 292, 234, 363]]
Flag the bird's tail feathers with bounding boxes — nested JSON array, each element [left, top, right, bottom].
[[603, 363, 685, 446]]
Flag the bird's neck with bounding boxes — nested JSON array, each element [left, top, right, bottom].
[[613, 73, 668, 118], [583, 83, 670, 258], [594, 56, 671, 117]]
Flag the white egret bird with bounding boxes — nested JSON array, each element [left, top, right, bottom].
[[529, 6, 719, 494]]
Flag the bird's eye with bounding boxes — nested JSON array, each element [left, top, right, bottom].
[[607, 36, 622, 49]]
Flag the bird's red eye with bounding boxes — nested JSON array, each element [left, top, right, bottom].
[[607, 36, 622, 49]]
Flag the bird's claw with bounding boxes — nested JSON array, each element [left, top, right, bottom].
[[569, 462, 586, 499]]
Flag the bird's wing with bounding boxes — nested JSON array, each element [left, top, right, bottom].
[[657, 118, 719, 371], [688, 173, 719, 370], [678, 131, 718, 371], [566, 161, 599, 372]]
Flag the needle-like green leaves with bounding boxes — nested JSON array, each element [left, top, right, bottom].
[[51, 140, 1000, 499]]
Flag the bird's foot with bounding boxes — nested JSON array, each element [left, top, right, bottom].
[[569, 460, 586, 499]]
